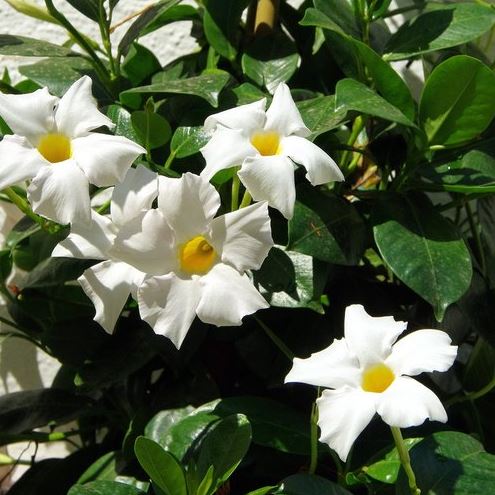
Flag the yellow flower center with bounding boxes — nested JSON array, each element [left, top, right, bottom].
[[37, 133, 72, 163], [250, 131, 282, 156], [361, 363, 395, 393], [179, 235, 217, 275]]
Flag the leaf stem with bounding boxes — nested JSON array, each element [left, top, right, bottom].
[[340, 116, 365, 176], [308, 387, 320, 474], [239, 190, 252, 209], [2, 187, 45, 228], [231, 173, 241, 211], [390, 427, 421, 495], [254, 316, 294, 361]]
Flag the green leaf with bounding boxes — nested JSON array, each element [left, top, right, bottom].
[[19, 57, 95, 97], [121, 71, 231, 107], [397, 431, 495, 494], [372, 193, 472, 320], [141, 4, 199, 36], [170, 126, 211, 158], [419, 55, 495, 147], [462, 337, 495, 393], [276, 474, 352, 494], [134, 437, 187, 495], [312, 0, 361, 38], [287, 186, 367, 265], [296, 96, 347, 138], [196, 414, 251, 491], [229, 82, 267, 105], [106, 105, 141, 143], [242, 30, 300, 93], [203, 0, 249, 60], [122, 43, 161, 85], [131, 110, 172, 149], [196, 466, 214, 495], [77, 452, 118, 484], [335, 79, 416, 127], [65, 0, 100, 22], [0, 34, 73, 56], [0, 389, 91, 437], [68, 481, 145, 495], [246, 487, 277, 495], [385, 3, 495, 61]]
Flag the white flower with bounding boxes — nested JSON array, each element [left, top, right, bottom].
[[285, 304, 457, 462], [110, 172, 273, 348], [0, 76, 145, 225], [200, 83, 344, 219]]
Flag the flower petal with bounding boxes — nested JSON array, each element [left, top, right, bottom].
[[55, 76, 114, 137], [158, 173, 220, 243], [52, 211, 115, 259], [200, 127, 257, 181], [281, 135, 344, 185], [264, 83, 310, 137], [0, 87, 56, 144], [196, 263, 268, 326], [204, 98, 267, 133], [138, 274, 201, 349], [111, 165, 158, 226], [0, 135, 45, 190], [386, 329, 457, 377], [285, 338, 362, 389], [72, 133, 144, 187], [110, 209, 176, 275], [79, 260, 141, 333], [209, 201, 273, 272], [238, 155, 296, 219], [317, 387, 377, 462], [344, 305, 406, 369], [27, 161, 90, 225], [377, 376, 447, 428]]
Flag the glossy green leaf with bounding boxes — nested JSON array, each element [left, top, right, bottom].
[[170, 126, 211, 158], [276, 474, 352, 494], [77, 452, 118, 484], [246, 487, 277, 495], [288, 186, 367, 265], [372, 193, 472, 320], [397, 431, 495, 494], [106, 105, 141, 143], [385, 3, 495, 61], [68, 481, 145, 495], [313, 0, 360, 38], [131, 110, 172, 149], [229, 82, 267, 105], [121, 71, 231, 107], [65, 0, 100, 22], [419, 56, 495, 146], [0, 34, 73, 56], [335, 79, 415, 127], [141, 4, 198, 35], [134, 436, 187, 495], [122, 43, 161, 85], [296, 96, 347, 138], [203, 0, 249, 60]]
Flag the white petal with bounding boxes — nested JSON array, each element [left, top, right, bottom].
[[264, 83, 310, 137], [196, 263, 268, 326], [111, 165, 158, 226], [0, 135, 44, 189], [0, 87, 56, 144], [204, 98, 267, 133], [158, 173, 220, 243], [79, 260, 140, 333], [386, 329, 457, 377], [200, 127, 257, 181], [209, 201, 273, 272], [344, 305, 406, 369], [0, 200, 23, 246], [285, 338, 362, 389], [138, 274, 201, 349], [317, 387, 377, 462], [281, 135, 344, 185], [238, 155, 296, 219], [52, 211, 115, 259], [377, 376, 447, 428], [72, 133, 144, 187], [110, 209, 176, 275], [27, 161, 91, 225], [55, 76, 114, 137]]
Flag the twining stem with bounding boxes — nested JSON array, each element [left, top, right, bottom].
[[110, 2, 153, 33], [254, 316, 294, 361], [98, 0, 119, 79], [231, 174, 241, 211], [239, 190, 252, 209], [308, 387, 321, 474], [465, 201, 486, 276], [340, 116, 365, 176], [3, 187, 44, 227], [0, 429, 81, 446], [253, 0, 279, 37], [447, 375, 495, 407], [390, 427, 421, 495]]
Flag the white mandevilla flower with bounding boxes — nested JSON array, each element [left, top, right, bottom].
[[110, 172, 273, 348], [0, 76, 144, 225], [200, 83, 344, 219], [285, 304, 457, 462]]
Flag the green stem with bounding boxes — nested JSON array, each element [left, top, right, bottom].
[[447, 375, 495, 407], [340, 116, 365, 176], [98, 0, 118, 80], [164, 150, 177, 170], [231, 173, 241, 211], [3, 187, 45, 227], [254, 316, 294, 361], [465, 201, 486, 275], [390, 427, 421, 495], [309, 387, 321, 474], [239, 190, 252, 209], [0, 453, 31, 466], [0, 429, 81, 445]]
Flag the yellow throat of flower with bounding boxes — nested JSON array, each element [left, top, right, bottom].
[[250, 131, 282, 156], [37, 133, 72, 163], [361, 363, 395, 393], [179, 235, 217, 275]]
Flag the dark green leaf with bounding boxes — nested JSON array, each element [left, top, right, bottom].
[[170, 126, 211, 158], [134, 437, 187, 495], [68, 481, 146, 495], [131, 110, 172, 149], [122, 43, 161, 85], [65, 0, 100, 22], [296, 96, 347, 138], [106, 105, 141, 143], [372, 193, 472, 320], [385, 3, 495, 61], [0, 34, 73, 56], [419, 55, 495, 146], [141, 4, 199, 36], [229, 83, 267, 105], [77, 452, 118, 484], [313, 0, 361, 38], [462, 337, 495, 393], [276, 474, 352, 494]]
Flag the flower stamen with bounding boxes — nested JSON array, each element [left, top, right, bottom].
[[179, 235, 217, 275], [362, 363, 395, 393], [250, 131, 281, 156], [37, 133, 72, 163]]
